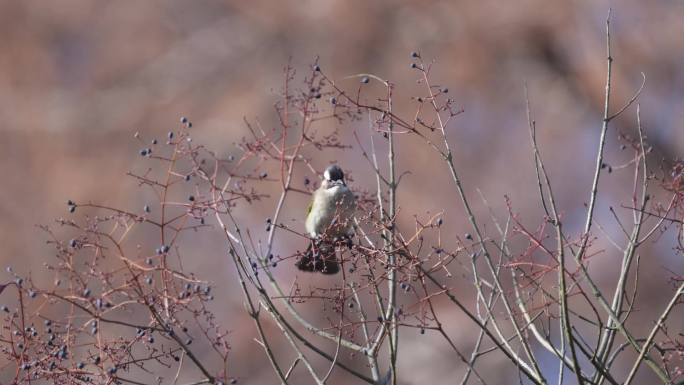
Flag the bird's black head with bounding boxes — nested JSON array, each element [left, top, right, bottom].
[[323, 164, 345, 182]]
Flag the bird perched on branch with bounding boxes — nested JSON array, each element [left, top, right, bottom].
[[296, 164, 356, 274]]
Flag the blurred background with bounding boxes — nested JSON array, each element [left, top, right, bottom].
[[1, 0, 683, 384]]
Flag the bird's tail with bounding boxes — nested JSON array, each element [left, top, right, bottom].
[[295, 241, 339, 274]]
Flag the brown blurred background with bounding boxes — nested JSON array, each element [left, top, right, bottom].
[[1, 0, 683, 384]]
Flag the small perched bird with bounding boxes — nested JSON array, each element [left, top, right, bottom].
[[296, 164, 356, 274]]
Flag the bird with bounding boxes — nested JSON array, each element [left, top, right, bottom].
[[295, 164, 356, 274]]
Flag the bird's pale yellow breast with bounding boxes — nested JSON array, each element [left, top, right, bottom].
[[305, 185, 355, 238]]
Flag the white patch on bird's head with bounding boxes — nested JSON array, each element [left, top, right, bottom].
[[324, 168, 332, 181], [322, 179, 344, 190]]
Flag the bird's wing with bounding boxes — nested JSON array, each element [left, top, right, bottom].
[[306, 197, 314, 215]]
